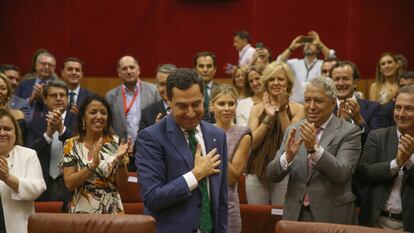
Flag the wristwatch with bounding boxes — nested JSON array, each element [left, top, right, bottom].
[[307, 144, 320, 154]]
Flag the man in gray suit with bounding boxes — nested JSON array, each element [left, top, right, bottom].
[[357, 85, 414, 232], [106, 55, 160, 170], [267, 76, 361, 224]]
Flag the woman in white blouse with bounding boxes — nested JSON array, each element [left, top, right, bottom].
[[0, 108, 46, 233]]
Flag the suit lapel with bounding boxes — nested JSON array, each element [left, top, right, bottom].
[[115, 87, 128, 130], [200, 121, 220, 209], [166, 115, 194, 170], [307, 116, 340, 182]]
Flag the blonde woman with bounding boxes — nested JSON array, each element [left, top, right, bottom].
[[210, 84, 252, 233], [369, 52, 399, 104], [231, 65, 248, 100], [246, 61, 304, 205], [236, 65, 264, 126]]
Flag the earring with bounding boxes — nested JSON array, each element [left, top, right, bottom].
[[82, 121, 86, 130]]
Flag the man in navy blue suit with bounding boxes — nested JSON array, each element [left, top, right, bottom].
[[330, 61, 385, 206], [139, 63, 177, 131], [135, 68, 228, 233], [0, 64, 32, 122], [15, 52, 57, 119], [330, 61, 384, 144], [26, 80, 75, 210], [60, 57, 93, 114]]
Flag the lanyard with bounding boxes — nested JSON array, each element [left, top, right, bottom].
[[121, 81, 140, 115], [304, 59, 317, 82]]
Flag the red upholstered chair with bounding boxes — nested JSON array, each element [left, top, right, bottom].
[[34, 201, 64, 213], [275, 220, 408, 233], [118, 172, 144, 214], [28, 213, 156, 233]]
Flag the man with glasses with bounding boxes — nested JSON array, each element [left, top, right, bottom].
[[25, 80, 75, 210], [16, 52, 57, 120]]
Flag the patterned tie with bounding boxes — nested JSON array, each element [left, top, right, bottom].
[[68, 91, 76, 108], [303, 127, 322, 206], [49, 131, 62, 179], [187, 129, 212, 233]]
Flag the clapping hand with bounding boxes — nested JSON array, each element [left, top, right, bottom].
[[116, 137, 132, 163], [285, 128, 303, 163], [300, 121, 318, 151], [0, 157, 9, 181], [89, 138, 103, 169], [396, 134, 414, 167]]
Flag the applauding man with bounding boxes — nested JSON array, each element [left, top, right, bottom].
[[267, 76, 361, 224], [357, 85, 414, 232]]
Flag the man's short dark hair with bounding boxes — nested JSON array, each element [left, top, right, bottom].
[[0, 64, 20, 74], [398, 71, 414, 85], [166, 68, 204, 100], [234, 30, 250, 42], [330, 60, 361, 81], [62, 57, 84, 70], [193, 51, 216, 67], [43, 80, 69, 97]]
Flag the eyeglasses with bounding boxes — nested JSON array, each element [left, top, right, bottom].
[[38, 62, 56, 68], [47, 93, 67, 99]]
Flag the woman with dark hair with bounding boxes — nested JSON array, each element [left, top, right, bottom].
[[59, 94, 131, 214], [369, 52, 400, 104], [0, 108, 46, 233]]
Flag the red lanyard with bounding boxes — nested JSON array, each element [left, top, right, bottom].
[[121, 81, 140, 115]]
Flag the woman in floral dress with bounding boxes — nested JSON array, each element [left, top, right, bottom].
[[59, 95, 131, 214]]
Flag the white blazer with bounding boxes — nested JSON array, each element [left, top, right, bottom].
[[0, 145, 46, 233]]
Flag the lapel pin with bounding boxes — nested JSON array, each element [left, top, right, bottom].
[[213, 137, 216, 142]]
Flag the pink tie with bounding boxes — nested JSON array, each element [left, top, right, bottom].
[[303, 127, 322, 206]]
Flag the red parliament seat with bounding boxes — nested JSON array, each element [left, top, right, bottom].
[[118, 172, 144, 214]]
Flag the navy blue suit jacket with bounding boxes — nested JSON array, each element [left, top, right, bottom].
[[139, 100, 166, 131], [135, 114, 228, 233], [16, 78, 37, 100], [25, 111, 76, 181], [334, 98, 384, 146], [75, 87, 94, 107], [382, 100, 395, 127]]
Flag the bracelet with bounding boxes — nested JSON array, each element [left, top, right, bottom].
[[288, 47, 294, 52], [262, 116, 273, 128]]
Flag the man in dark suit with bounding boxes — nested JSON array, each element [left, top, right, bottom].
[[1, 64, 32, 122], [357, 85, 414, 232], [383, 71, 414, 127], [135, 68, 228, 233], [330, 61, 385, 206], [15, 52, 57, 120], [193, 51, 220, 123], [60, 57, 93, 114], [139, 63, 177, 131], [267, 76, 361, 224], [26, 80, 75, 209], [330, 61, 384, 145]]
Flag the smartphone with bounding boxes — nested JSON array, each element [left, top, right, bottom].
[[299, 36, 314, 43], [256, 42, 264, 49]]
